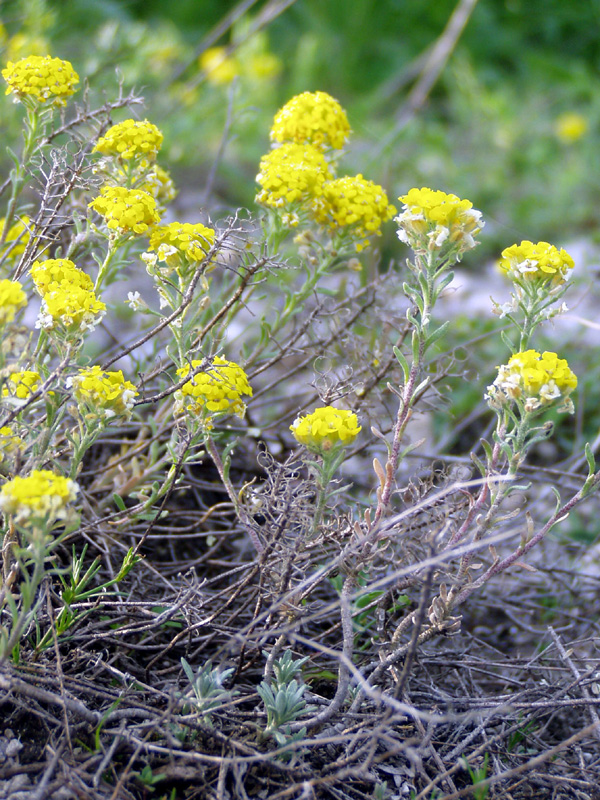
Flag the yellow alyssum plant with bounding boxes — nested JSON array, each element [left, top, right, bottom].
[[270, 90, 351, 151], [499, 240, 573, 287], [199, 47, 239, 85], [395, 186, 484, 259], [555, 111, 588, 143], [0, 425, 22, 463], [68, 366, 139, 422], [148, 222, 215, 269], [93, 118, 164, 161], [0, 469, 78, 525], [31, 258, 94, 294], [139, 164, 178, 212], [0, 215, 30, 260], [37, 284, 107, 334], [2, 370, 42, 399], [256, 142, 333, 209], [2, 55, 79, 105], [312, 174, 397, 251], [175, 357, 253, 421], [290, 407, 361, 453], [0, 279, 27, 323], [89, 186, 160, 235], [493, 240, 574, 351], [488, 349, 578, 414]]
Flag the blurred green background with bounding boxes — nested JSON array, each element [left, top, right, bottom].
[[2, 0, 600, 255]]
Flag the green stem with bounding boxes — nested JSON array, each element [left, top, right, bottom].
[[0, 105, 46, 256], [204, 433, 263, 553], [94, 237, 120, 292], [310, 451, 342, 537]]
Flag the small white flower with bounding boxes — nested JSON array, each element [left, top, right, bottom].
[[127, 291, 144, 311]]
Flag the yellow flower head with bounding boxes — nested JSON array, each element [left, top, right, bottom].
[[256, 143, 333, 208], [199, 46, 239, 85], [93, 118, 164, 161], [396, 187, 483, 256], [175, 357, 252, 420], [0, 469, 78, 524], [270, 91, 351, 151], [488, 350, 577, 414], [2, 370, 41, 399], [68, 365, 138, 421], [2, 55, 79, 105], [140, 164, 177, 213], [31, 258, 93, 296], [0, 279, 27, 324], [0, 425, 23, 459], [312, 175, 397, 251], [290, 406, 361, 452], [555, 112, 588, 144], [148, 222, 215, 265], [248, 52, 281, 81], [499, 241, 574, 287], [37, 285, 106, 333], [89, 186, 160, 235], [0, 215, 31, 260]]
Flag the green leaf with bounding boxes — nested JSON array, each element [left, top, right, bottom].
[[393, 346, 410, 383], [181, 657, 196, 686], [112, 493, 126, 512], [585, 442, 596, 477], [424, 320, 450, 352], [355, 590, 383, 609], [500, 330, 516, 353]]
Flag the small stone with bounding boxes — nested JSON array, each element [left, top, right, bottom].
[[5, 738, 22, 757]]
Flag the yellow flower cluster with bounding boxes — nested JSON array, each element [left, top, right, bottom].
[[290, 406, 361, 452], [396, 187, 483, 256], [89, 186, 160, 235], [313, 175, 397, 251], [175, 357, 253, 420], [0, 279, 27, 324], [499, 241, 574, 287], [247, 52, 281, 81], [256, 143, 332, 208], [140, 165, 177, 213], [555, 112, 588, 144], [0, 469, 78, 524], [148, 222, 215, 265], [270, 91, 351, 151], [199, 45, 281, 87], [0, 425, 22, 460], [199, 47, 239, 85], [2, 370, 41, 399], [32, 258, 105, 333], [68, 365, 138, 421], [0, 215, 30, 259], [38, 286, 107, 333], [489, 350, 577, 414], [2, 55, 79, 104], [93, 118, 164, 161], [31, 258, 93, 295]]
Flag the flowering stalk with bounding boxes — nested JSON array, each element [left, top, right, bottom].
[[372, 189, 484, 527], [446, 349, 578, 604], [0, 56, 79, 258], [494, 241, 574, 352], [203, 434, 263, 553], [0, 469, 79, 662], [290, 406, 361, 537]]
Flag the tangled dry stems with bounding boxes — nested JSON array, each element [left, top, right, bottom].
[[1, 442, 600, 799]]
